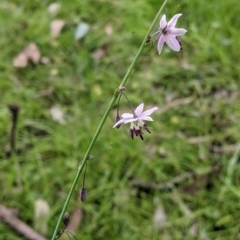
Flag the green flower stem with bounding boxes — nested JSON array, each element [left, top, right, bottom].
[[119, 0, 169, 88], [51, 0, 169, 239]]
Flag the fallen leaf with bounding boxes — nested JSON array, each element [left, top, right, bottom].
[[49, 106, 65, 124], [50, 20, 65, 39], [105, 25, 113, 36], [25, 43, 41, 63], [34, 199, 50, 235], [40, 56, 50, 65], [75, 23, 89, 40], [48, 2, 60, 16], [153, 204, 167, 229], [92, 47, 106, 60], [13, 52, 28, 68], [13, 43, 41, 68]]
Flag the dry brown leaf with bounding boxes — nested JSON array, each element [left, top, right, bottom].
[[50, 20, 65, 39], [13, 43, 41, 68], [13, 52, 28, 68], [25, 43, 41, 63]]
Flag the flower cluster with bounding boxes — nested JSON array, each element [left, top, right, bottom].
[[114, 14, 187, 139]]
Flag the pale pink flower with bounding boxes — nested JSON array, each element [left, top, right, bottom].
[[113, 103, 158, 140], [157, 14, 187, 54]]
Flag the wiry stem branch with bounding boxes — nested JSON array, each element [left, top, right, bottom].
[[51, 1, 170, 239]]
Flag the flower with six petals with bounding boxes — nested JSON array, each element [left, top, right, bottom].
[[113, 103, 158, 140], [157, 13, 187, 54]]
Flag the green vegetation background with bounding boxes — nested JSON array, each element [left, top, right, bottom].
[[0, 0, 240, 239]]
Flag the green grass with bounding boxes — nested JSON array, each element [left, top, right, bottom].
[[1, 0, 240, 239]]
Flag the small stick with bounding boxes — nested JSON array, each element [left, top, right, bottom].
[[0, 204, 46, 240]]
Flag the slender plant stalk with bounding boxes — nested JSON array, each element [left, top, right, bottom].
[[51, 0, 169, 239]]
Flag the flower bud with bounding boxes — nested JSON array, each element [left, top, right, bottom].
[[80, 188, 87, 202], [63, 212, 69, 225]]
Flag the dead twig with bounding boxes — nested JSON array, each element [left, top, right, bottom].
[[0, 204, 46, 240]]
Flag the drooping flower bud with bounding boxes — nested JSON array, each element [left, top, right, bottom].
[[80, 188, 87, 202], [63, 212, 70, 225]]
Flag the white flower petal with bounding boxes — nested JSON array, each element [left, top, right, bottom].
[[134, 103, 144, 116], [168, 28, 187, 36], [124, 118, 138, 124], [166, 35, 181, 51], [113, 118, 126, 128], [157, 34, 165, 54], [138, 116, 154, 122], [160, 14, 167, 29], [141, 107, 158, 117], [122, 113, 133, 119], [113, 103, 158, 131], [167, 14, 182, 28]]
